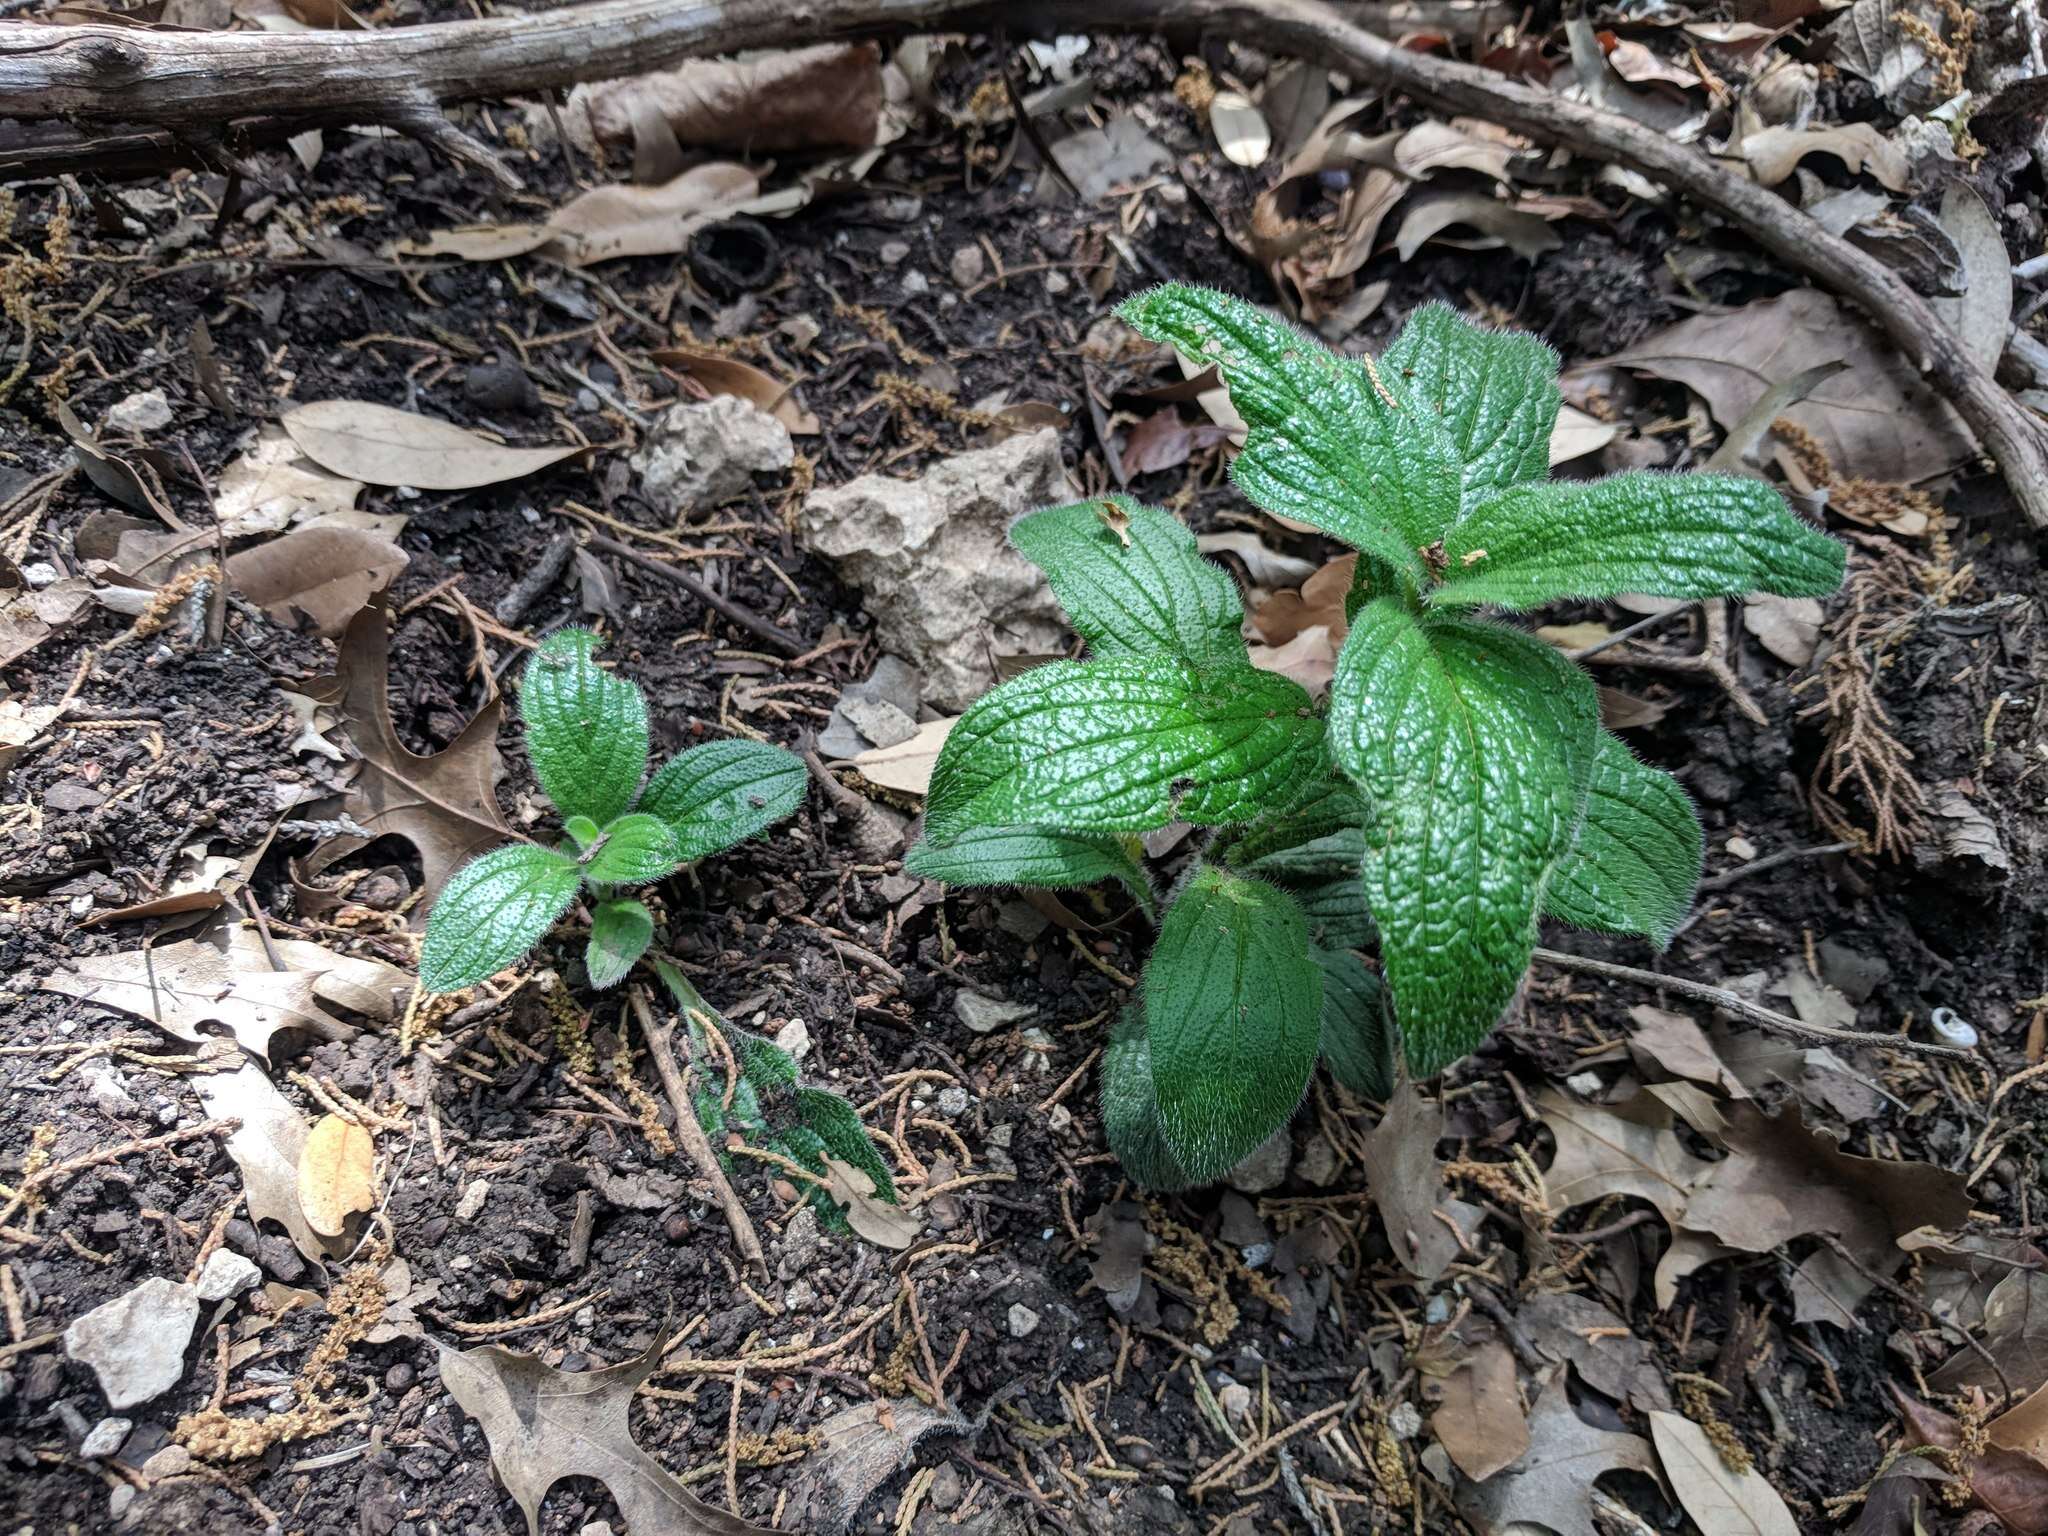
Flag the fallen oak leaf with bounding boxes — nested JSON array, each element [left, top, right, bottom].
[[1893, 1384, 2048, 1536], [282, 400, 582, 491], [780, 1396, 973, 1535], [437, 1321, 773, 1536], [298, 1113, 376, 1238], [225, 523, 408, 638], [1423, 1327, 1529, 1480], [1360, 1081, 1481, 1281], [1455, 1375, 1663, 1536]]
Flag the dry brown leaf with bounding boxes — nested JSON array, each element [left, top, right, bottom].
[[0, 576, 92, 670], [1651, 1410, 1800, 1536], [1456, 1378, 1663, 1536], [1537, 1087, 1717, 1228], [1196, 532, 1318, 588], [1250, 553, 1353, 646], [282, 401, 581, 492], [392, 222, 554, 262], [648, 347, 819, 435], [824, 1157, 920, 1250], [1361, 1082, 1480, 1281], [1627, 1005, 1747, 1096], [438, 1322, 773, 1536], [1550, 402, 1619, 464], [1394, 191, 1562, 262], [850, 716, 953, 798], [297, 1113, 375, 1238], [1247, 625, 1336, 696], [780, 1397, 972, 1534], [1427, 1331, 1529, 1480], [81, 838, 241, 927], [214, 426, 368, 536], [225, 524, 408, 638], [1742, 123, 1910, 192], [567, 44, 883, 157], [1894, 1386, 2048, 1536], [1519, 1293, 1672, 1413], [0, 698, 61, 781], [1931, 1271, 2048, 1398], [1605, 35, 1705, 89], [1932, 181, 2013, 373], [1742, 594, 1823, 666], [1992, 1382, 2048, 1462], [198, 1060, 347, 1264]]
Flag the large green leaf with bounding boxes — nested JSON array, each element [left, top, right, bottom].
[[638, 739, 805, 862], [1118, 284, 1448, 586], [582, 813, 678, 885], [1545, 731, 1702, 946], [421, 842, 581, 992], [521, 627, 648, 826], [1100, 1008, 1198, 1192], [585, 897, 653, 990], [1241, 828, 1369, 885], [1314, 946, 1394, 1101], [1380, 301, 1560, 514], [1010, 494, 1246, 666], [922, 656, 1324, 843], [905, 826, 1156, 920], [1433, 472, 1846, 610], [1144, 868, 1321, 1181], [1329, 601, 1599, 1076]]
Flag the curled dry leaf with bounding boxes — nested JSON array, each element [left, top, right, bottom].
[[1742, 594, 1823, 666], [782, 1397, 973, 1535], [1360, 1082, 1480, 1281], [297, 1113, 376, 1238], [0, 576, 93, 670], [214, 426, 368, 537], [823, 1156, 920, 1250], [567, 43, 884, 157], [649, 346, 819, 435], [282, 401, 581, 492], [1742, 123, 1910, 192], [1393, 191, 1563, 262], [1456, 1378, 1663, 1536], [849, 716, 954, 798]]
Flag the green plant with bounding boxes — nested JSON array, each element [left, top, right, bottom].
[[420, 628, 806, 994], [909, 285, 1845, 1189]]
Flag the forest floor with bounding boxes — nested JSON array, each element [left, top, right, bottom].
[[2, 5, 2047, 1536]]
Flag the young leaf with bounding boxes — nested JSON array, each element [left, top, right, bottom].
[[1330, 601, 1599, 1077], [795, 1087, 896, 1203], [1217, 775, 1364, 868], [562, 815, 602, 851], [922, 656, 1324, 843], [1315, 946, 1394, 1101], [581, 813, 678, 885], [1433, 473, 1846, 610], [1100, 1008, 1198, 1192], [904, 826, 1157, 919], [637, 739, 806, 862], [1117, 283, 1447, 587], [1144, 868, 1321, 1181], [586, 897, 654, 990], [522, 628, 649, 826], [1241, 828, 1369, 885], [1545, 731, 1703, 946], [1379, 301, 1560, 512], [1009, 494, 1246, 666], [1293, 876, 1377, 950], [421, 843, 581, 992]]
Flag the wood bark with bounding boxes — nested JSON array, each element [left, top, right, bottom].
[[5, 0, 2043, 524]]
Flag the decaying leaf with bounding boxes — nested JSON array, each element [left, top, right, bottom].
[[649, 347, 819, 435], [298, 1113, 376, 1238], [1456, 1377, 1662, 1536], [198, 1060, 347, 1264], [438, 1322, 772, 1536], [1425, 1328, 1529, 1480], [1742, 595, 1823, 666], [1931, 1270, 2048, 1397], [1894, 1386, 2048, 1536], [567, 43, 884, 157], [214, 426, 368, 536], [82, 838, 243, 927], [849, 717, 953, 798], [1932, 181, 2013, 373], [282, 401, 582, 492], [1, 576, 93, 670], [1519, 1292, 1672, 1413], [1393, 190, 1562, 262], [1651, 1410, 1800, 1536], [1538, 1087, 1717, 1231], [781, 1396, 972, 1535], [823, 1157, 919, 1250], [1742, 123, 1910, 191], [1361, 1082, 1479, 1281], [225, 523, 408, 637]]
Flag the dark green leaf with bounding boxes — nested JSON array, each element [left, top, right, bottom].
[[1241, 828, 1369, 885], [585, 897, 653, 990], [1293, 876, 1377, 950], [1329, 601, 1599, 1076], [796, 1088, 896, 1203], [582, 813, 677, 885], [1009, 494, 1246, 666], [1380, 301, 1560, 512], [923, 656, 1324, 842], [638, 739, 806, 862], [1434, 473, 1846, 610], [1314, 947, 1394, 1101], [521, 627, 648, 825], [905, 826, 1156, 919], [1217, 775, 1363, 868], [1144, 868, 1321, 1181], [1100, 1008, 1198, 1192], [421, 842, 581, 993], [1545, 731, 1702, 946]]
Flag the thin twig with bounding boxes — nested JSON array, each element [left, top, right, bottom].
[[1696, 841, 1856, 893], [579, 532, 803, 657]]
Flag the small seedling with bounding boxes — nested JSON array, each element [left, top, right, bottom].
[[420, 628, 806, 994], [910, 284, 1845, 1189]]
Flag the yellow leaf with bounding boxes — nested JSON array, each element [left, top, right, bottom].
[[298, 1114, 375, 1238]]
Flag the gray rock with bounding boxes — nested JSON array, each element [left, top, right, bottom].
[[80, 1416, 132, 1459], [63, 1277, 200, 1409], [950, 245, 986, 288], [929, 1462, 965, 1511], [799, 429, 1072, 710], [1296, 1133, 1339, 1188], [1818, 940, 1890, 1005], [777, 1206, 821, 1281], [936, 1085, 971, 1119], [772, 1017, 812, 1064], [633, 395, 793, 515], [1007, 1303, 1041, 1338], [1227, 1128, 1293, 1195], [839, 695, 919, 750], [818, 655, 924, 759], [104, 389, 173, 435], [83, 1066, 138, 1117], [195, 1248, 262, 1302], [953, 991, 1035, 1035]]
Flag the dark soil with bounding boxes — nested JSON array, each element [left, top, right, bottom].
[[3, 22, 2046, 1536]]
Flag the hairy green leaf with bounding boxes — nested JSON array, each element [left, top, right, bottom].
[[638, 738, 806, 862], [1434, 473, 1846, 610], [421, 843, 581, 993], [1293, 876, 1377, 950], [582, 813, 677, 885], [1218, 775, 1363, 869], [1330, 602, 1599, 1076], [1545, 731, 1703, 946], [585, 898, 653, 990], [1314, 947, 1394, 1101], [1118, 284, 1448, 586], [1144, 868, 1321, 1181], [1380, 301, 1560, 513], [796, 1088, 896, 1203], [562, 815, 602, 852], [1241, 828, 1369, 885], [922, 656, 1324, 843], [1100, 1008, 1198, 1192], [1010, 494, 1246, 666], [522, 627, 648, 825], [904, 826, 1156, 919]]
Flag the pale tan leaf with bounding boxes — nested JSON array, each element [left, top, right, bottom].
[[648, 347, 819, 435], [226, 523, 408, 637], [198, 1061, 345, 1265], [1247, 625, 1336, 696], [1209, 90, 1271, 167], [850, 717, 954, 798], [282, 401, 581, 491], [1932, 182, 2012, 372], [390, 223, 553, 261], [1651, 1411, 1800, 1536], [1361, 1083, 1480, 1281], [1394, 191, 1562, 262], [298, 1114, 376, 1238], [1742, 594, 1822, 666], [1742, 123, 1910, 192], [1536, 1087, 1717, 1228], [1455, 1379, 1662, 1536], [825, 1158, 921, 1250], [1428, 1333, 1529, 1480], [1549, 402, 1619, 464], [566, 43, 883, 157], [781, 1398, 972, 1532]]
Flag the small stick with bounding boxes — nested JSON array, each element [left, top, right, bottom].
[[1696, 841, 1856, 893], [580, 533, 803, 657], [628, 985, 768, 1280]]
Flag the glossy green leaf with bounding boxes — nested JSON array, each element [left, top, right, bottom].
[[1118, 283, 1448, 587], [1314, 947, 1394, 1101], [521, 627, 648, 825], [905, 826, 1156, 920], [562, 815, 602, 852], [585, 897, 653, 990], [1329, 601, 1599, 1077], [1545, 731, 1703, 946], [582, 813, 678, 885], [797, 1088, 896, 1203], [1434, 472, 1846, 610], [1293, 876, 1377, 951], [1100, 1008, 1198, 1192], [1380, 301, 1560, 513], [922, 656, 1324, 843], [638, 738, 806, 862], [1144, 868, 1321, 1180], [421, 842, 581, 993], [1217, 775, 1363, 869], [1010, 494, 1246, 666]]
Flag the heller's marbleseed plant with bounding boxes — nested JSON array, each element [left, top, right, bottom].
[[907, 283, 1847, 1190], [419, 627, 807, 994]]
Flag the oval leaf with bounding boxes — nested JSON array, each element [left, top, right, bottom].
[[582, 813, 678, 886], [637, 739, 805, 862], [1545, 731, 1703, 946], [282, 400, 582, 491], [523, 628, 650, 827], [586, 897, 654, 990], [904, 826, 1156, 919], [297, 1112, 375, 1238], [421, 843, 581, 993], [1100, 1007, 1199, 1192], [1315, 947, 1394, 1101]]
